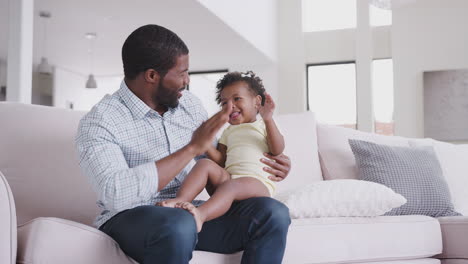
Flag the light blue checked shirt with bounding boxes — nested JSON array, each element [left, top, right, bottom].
[[76, 81, 208, 228]]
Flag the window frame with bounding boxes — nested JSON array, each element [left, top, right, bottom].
[[187, 69, 229, 91], [371, 57, 394, 135]]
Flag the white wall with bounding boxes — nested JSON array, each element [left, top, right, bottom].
[[305, 27, 391, 64], [53, 67, 122, 111], [195, 0, 280, 108], [197, 0, 278, 62], [392, 0, 468, 137], [0, 0, 8, 60]]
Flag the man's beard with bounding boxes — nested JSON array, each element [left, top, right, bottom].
[[154, 80, 180, 109]]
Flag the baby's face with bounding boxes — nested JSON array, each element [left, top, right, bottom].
[[220, 81, 261, 125]]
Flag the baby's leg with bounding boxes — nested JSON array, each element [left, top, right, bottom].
[[158, 159, 230, 207], [176, 177, 270, 232]]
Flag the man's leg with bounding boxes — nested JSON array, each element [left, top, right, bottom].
[[99, 205, 197, 264], [196, 197, 291, 264]]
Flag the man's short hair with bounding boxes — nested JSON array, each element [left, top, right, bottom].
[[122, 24, 189, 80]]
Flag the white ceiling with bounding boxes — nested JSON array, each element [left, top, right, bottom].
[[0, 0, 269, 77]]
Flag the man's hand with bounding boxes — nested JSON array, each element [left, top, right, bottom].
[[261, 153, 291, 182], [189, 101, 232, 155]]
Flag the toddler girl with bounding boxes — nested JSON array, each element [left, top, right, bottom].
[[160, 71, 285, 232]]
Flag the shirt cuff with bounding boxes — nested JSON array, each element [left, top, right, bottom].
[[133, 161, 159, 198]]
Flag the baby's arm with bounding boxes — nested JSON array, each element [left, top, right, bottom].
[[259, 93, 285, 156], [264, 119, 285, 156], [206, 143, 227, 167]]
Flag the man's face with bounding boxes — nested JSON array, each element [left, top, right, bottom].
[[153, 54, 190, 109]]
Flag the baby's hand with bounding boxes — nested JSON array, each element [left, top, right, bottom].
[[259, 93, 275, 121]]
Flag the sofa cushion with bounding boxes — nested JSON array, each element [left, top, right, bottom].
[[17, 217, 243, 264], [436, 216, 468, 259], [441, 260, 468, 264], [0, 171, 16, 264], [275, 180, 406, 218], [17, 217, 137, 264], [191, 251, 242, 264], [0, 102, 100, 226], [273, 111, 323, 194], [17, 216, 441, 264], [410, 139, 468, 216], [317, 124, 410, 180], [284, 215, 442, 264], [373, 260, 440, 264], [349, 140, 460, 217]]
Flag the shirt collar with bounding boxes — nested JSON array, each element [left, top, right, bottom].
[[117, 80, 153, 120]]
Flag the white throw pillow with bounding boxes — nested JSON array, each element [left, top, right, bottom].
[[275, 180, 406, 219], [410, 139, 468, 216]]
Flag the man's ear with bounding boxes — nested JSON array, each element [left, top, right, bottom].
[[143, 69, 161, 84]]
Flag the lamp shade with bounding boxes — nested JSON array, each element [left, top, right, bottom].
[[38, 57, 53, 75], [85, 74, 97, 88]]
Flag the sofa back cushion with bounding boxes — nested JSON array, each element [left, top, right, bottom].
[[0, 103, 99, 226], [274, 111, 323, 195], [317, 124, 410, 180], [0, 103, 322, 224]]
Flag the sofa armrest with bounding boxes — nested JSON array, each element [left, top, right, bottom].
[[436, 216, 468, 260], [0, 171, 17, 264]]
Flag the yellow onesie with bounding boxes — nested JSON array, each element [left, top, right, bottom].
[[219, 119, 275, 196]]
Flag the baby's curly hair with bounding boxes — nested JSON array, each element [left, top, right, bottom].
[[215, 71, 266, 106]]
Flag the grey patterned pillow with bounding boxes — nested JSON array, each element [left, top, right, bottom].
[[349, 139, 461, 217]]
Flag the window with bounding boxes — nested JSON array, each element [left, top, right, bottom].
[[307, 62, 357, 128], [188, 70, 228, 118], [372, 59, 394, 135], [302, 0, 356, 32], [370, 4, 392, 26]]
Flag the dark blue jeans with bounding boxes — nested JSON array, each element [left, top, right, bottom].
[[99, 197, 291, 264]]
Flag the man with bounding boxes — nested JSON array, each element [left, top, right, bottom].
[[76, 24, 291, 264]]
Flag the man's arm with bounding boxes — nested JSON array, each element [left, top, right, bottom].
[[76, 119, 159, 212], [261, 153, 291, 182], [152, 101, 233, 191], [77, 102, 232, 212]]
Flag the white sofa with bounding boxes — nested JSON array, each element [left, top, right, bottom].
[[0, 102, 467, 264]]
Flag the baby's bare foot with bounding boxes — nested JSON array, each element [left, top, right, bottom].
[[156, 199, 182, 208], [175, 202, 204, 232]]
